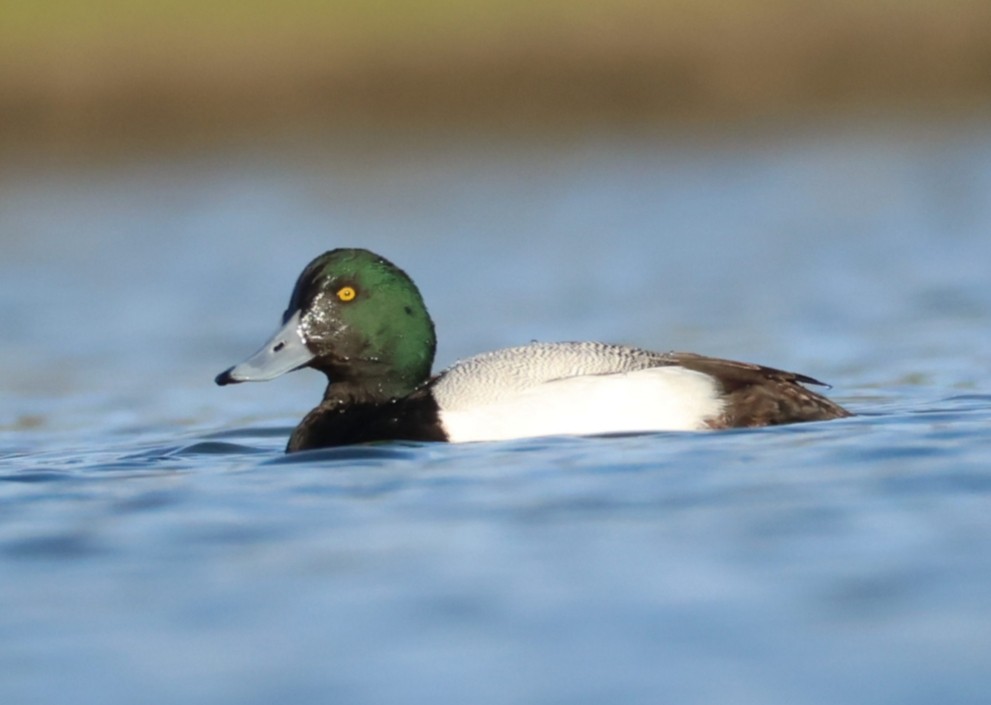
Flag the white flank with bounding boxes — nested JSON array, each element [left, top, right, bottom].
[[437, 365, 724, 443]]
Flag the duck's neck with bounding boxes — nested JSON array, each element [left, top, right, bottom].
[[319, 367, 426, 406]]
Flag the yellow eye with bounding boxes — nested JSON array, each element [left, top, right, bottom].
[[336, 286, 357, 302]]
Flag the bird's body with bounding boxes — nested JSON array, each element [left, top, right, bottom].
[[216, 249, 851, 452]]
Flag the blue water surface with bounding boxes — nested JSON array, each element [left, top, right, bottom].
[[1, 116, 990, 704]]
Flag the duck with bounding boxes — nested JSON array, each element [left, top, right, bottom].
[[216, 248, 852, 452]]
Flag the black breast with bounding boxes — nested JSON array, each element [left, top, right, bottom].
[[286, 390, 447, 452]]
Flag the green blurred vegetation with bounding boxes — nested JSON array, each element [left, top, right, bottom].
[[2, 0, 991, 141]]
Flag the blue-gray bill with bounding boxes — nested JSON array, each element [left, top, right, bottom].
[[215, 310, 313, 386]]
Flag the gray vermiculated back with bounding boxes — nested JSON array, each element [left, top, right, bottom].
[[430, 341, 673, 410]]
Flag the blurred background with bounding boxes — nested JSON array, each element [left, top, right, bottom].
[[2, 0, 991, 437], [3, 0, 990, 423]]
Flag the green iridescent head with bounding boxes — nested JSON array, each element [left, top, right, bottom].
[[216, 248, 436, 399]]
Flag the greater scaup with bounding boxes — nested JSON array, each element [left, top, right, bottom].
[[216, 248, 851, 452]]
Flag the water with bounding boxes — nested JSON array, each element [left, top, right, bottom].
[[2, 117, 990, 704]]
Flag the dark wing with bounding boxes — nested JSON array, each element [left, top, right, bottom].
[[665, 352, 852, 427]]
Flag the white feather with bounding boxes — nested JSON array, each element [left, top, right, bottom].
[[431, 343, 724, 443]]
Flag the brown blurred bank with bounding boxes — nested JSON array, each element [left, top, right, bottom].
[[2, 0, 991, 145]]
